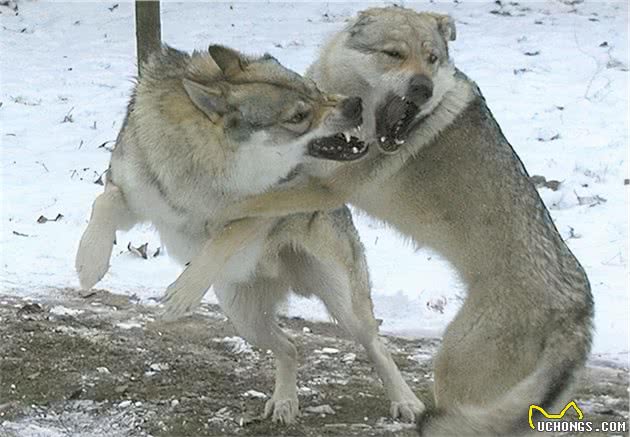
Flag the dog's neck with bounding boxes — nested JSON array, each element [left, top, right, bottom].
[[392, 66, 476, 158]]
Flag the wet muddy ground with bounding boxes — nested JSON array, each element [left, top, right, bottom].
[[0, 290, 627, 436]]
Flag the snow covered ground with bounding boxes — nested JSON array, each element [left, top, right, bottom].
[[1, 1, 628, 366]]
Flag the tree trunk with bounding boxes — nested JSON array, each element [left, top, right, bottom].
[[135, 1, 161, 77]]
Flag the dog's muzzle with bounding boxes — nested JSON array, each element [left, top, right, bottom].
[[307, 132, 368, 161], [375, 92, 422, 153]]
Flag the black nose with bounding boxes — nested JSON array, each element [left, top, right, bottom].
[[408, 75, 433, 105], [340, 96, 363, 123]]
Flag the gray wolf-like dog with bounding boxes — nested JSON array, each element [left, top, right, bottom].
[[75, 44, 425, 424], [213, 8, 593, 435]]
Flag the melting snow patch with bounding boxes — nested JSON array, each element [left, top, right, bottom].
[[342, 353, 356, 363], [115, 321, 143, 330], [49, 306, 83, 317], [214, 336, 253, 354], [304, 404, 335, 415], [242, 390, 268, 399], [148, 363, 169, 372]]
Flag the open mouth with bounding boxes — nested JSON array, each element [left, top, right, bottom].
[[375, 94, 421, 153], [307, 131, 368, 162]]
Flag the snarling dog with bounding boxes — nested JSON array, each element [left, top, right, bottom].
[[215, 8, 593, 435], [76, 44, 425, 424]]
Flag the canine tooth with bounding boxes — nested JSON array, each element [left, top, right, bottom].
[[380, 136, 386, 143], [343, 132, 351, 143], [357, 125, 362, 132]]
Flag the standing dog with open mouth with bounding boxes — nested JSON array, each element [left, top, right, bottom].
[[75, 44, 425, 424], [218, 7, 593, 435]]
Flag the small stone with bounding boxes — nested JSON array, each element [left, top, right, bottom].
[[171, 399, 180, 407], [96, 367, 110, 374], [342, 353, 356, 363], [302, 327, 311, 334], [321, 347, 339, 354], [149, 363, 169, 372], [118, 400, 132, 408]]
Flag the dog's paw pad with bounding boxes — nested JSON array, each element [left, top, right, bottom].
[[390, 400, 425, 422], [264, 397, 299, 424]]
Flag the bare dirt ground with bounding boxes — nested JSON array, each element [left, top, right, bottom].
[[0, 289, 627, 437]]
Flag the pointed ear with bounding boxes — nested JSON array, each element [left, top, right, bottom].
[[348, 11, 375, 36], [431, 13, 456, 42], [182, 78, 228, 121], [208, 45, 247, 76]]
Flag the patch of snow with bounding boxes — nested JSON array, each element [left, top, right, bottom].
[[304, 404, 335, 415], [214, 336, 254, 355], [0, 0, 627, 369], [241, 390, 268, 399], [49, 306, 83, 317], [148, 363, 169, 372], [115, 321, 142, 330]]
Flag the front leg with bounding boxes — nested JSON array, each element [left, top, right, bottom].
[[222, 177, 346, 220], [160, 217, 276, 321], [75, 182, 136, 289]]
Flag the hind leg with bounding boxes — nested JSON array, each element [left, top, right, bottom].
[[214, 276, 299, 424], [75, 182, 135, 289], [286, 240, 425, 422], [433, 280, 539, 409]]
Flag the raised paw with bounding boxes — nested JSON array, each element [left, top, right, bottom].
[[390, 399, 426, 422], [75, 225, 115, 290], [264, 396, 299, 425]]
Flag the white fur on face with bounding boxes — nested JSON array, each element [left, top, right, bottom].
[[225, 131, 306, 196], [225, 114, 359, 197]]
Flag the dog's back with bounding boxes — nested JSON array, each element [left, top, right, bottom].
[[108, 47, 224, 262]]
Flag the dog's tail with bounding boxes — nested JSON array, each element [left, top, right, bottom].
[[417, 318, 592, 436]]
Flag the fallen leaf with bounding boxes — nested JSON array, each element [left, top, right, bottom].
[[37, 213, 63, 223], [128, 242, 149, 259]]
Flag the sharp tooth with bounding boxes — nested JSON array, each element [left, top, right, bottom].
[[380, 136, 386, 143], [343, 132, 351, 143], [394, 139, 405, 145], [357, 125, 362, 132], [401, 96, 406, 101]]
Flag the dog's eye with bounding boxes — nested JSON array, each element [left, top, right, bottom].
[[383, 50, 404, 59], [288, 111, 309, 124], [428, 53, 438, 64]]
